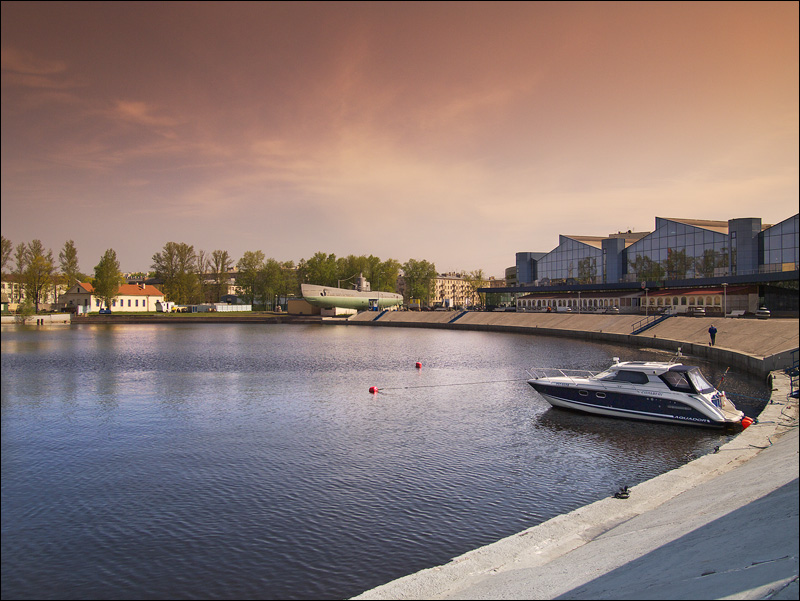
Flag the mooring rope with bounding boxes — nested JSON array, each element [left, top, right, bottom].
[[371, 378, 529, 393]]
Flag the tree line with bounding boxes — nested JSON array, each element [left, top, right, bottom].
[[1, 236, 456, 310]]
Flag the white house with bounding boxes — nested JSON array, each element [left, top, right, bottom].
[[60, 282, 165, 313]]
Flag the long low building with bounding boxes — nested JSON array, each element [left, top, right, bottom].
[[60, 282, 165, 313], [515, 285, 767, 316]]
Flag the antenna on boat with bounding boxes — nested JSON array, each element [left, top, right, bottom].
[[717, 367, 730, 389]]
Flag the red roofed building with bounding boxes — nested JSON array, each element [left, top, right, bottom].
[[60, 282, 165, 313]]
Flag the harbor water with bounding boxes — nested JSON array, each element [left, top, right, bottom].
[[1, 323, 770, 600]]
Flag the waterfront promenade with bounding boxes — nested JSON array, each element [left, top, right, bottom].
[[346, 311, 799, 600], [345, 311, 799, 377]]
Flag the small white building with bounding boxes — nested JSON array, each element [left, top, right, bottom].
[[60, 282, 165, 313]]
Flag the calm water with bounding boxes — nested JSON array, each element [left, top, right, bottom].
[[1, 323, 770, 600]]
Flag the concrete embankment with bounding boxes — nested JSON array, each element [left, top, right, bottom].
[[1, 314, 71, 325], [38, 313, 322, 325], [352, 372, 799, 600], [342, 311, 799, 378]]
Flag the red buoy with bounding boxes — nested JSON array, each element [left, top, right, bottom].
[[741, 416, 753, 429], [415, 362, 422, 369], [369, 386, 379, 394]]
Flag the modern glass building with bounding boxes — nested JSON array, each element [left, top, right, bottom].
[[762, 214, 800, 274], [516, 215, 799, 286]]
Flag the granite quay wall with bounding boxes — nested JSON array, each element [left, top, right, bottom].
[[1, 314, 71, 325], [339, 311, 799, 378], [62, 313, 321, 325]]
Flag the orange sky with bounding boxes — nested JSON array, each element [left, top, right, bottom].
[[2, 1, 798, 277]]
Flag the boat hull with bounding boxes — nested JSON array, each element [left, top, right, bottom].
[[301, 284, 403, 310], [529, 381, 734, 428]]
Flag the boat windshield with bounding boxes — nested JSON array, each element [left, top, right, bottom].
[[660, 368, 717, 394], [659, 370, 693, 392], [686, 368, 716, 394], [595, 369, 649, 384]]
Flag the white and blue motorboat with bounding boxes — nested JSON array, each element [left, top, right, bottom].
[[528, 355, 748, 428]]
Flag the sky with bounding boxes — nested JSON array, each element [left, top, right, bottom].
[[2, 1, 798, 278]]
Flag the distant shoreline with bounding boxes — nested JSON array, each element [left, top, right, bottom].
[[1, 313, 323, 325], [4, 311, 797, 379]]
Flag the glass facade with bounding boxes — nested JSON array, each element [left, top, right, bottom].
[[623, 218, 730, 282], [519, 214, 798, 287], [537, 237, 603, 284], [761, 214, 799, 272]]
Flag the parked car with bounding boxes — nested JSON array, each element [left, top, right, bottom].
[[98, 308, 111, 314], [755, 306, 771, 319], [689, 306, 706, 317], [605, 306, 620, 314]]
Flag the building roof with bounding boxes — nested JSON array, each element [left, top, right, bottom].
[[662, 218, 731, 234], [71, 283, 164, 296], [561, 235, 607, 249], [648, 285, 756, 297], [662, 217, 773, 234]]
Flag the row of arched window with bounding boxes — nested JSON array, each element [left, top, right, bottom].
[[517, 295, 724, 309]]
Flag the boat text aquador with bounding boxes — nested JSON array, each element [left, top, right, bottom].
[[301, 274, 403, 311], [527, 352, 751, 428]]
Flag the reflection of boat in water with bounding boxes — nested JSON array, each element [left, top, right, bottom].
[[301, 274, 403, 311], [528, 354, 748, 428]]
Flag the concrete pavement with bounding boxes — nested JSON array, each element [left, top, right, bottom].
[[345, 312, 799, 377], [353, 373, 798, 600]]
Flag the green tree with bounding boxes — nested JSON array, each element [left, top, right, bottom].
[[59, 240, 85, 287], [373, 258, 401, 293], [210, 249, 233, 302], [299, 252, 338, 287], [196, 249, 211, 302], [23, 240, 55, 312], [401, 258, 437, 305], [94, 249, 123, 309], [336, 255, 370, 287], [1, 236, 12, 274], [277, 260, 299, 302], [12, 243, 27, 302], [463, 269, 488, 308], [236, 250, 265, 306], [258, 258, 285, 309], [151, 242, 202, 304]]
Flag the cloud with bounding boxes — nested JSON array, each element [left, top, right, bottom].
[[112, 100, 182, 128], [1, 47, 66, 75], [0, 47, 78, 92]]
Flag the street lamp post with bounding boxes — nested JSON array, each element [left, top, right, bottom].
[[722, 282, 728, 317]]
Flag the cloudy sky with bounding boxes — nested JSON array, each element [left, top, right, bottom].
[[2, 1, 797, 277]]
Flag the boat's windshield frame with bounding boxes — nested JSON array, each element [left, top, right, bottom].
[[660, 366, 717, 394], [686, 368, 716, 394]]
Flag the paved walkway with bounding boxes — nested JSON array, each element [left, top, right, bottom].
[[353, 373, 798, 600], [346, 312, 799, 376]]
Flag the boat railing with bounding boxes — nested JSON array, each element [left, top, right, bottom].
[[527, 367, 599, 383]]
